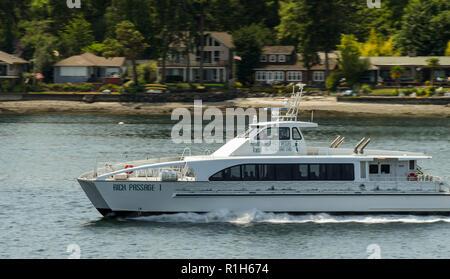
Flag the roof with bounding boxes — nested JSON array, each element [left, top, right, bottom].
[[0, 51, 29, 64], [262, 46, 295, 55], [363, 56, 450, 67], [207, 31, 234, 48], [54, 52, 126, 67], [255, 53, 338, 71]]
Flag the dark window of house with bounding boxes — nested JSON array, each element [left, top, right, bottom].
[[279, 127, 290, 140], [214, 51, 220, 62], [292, 128, 302, 140], [409, 160, 415, 170], [381, 164, 390, 174], [369, 164, 379, 174], [0, 65, 7, 76], [242, 164, 258, 181], [259, 164, 276, 180]]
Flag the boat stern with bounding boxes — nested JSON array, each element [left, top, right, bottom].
[[77, 178, 112, 216]]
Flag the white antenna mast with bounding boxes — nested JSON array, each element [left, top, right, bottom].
[[284, 83, 305, 121]]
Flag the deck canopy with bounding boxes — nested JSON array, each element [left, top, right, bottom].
[[250, 121, 318, 128]]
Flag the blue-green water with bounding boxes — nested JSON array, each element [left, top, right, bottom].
[[0, 114, 449, 259]]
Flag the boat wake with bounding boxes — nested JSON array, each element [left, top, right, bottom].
[[128, 209, 450, 225]]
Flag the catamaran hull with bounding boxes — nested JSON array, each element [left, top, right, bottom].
[[78, 179, 450, 217]]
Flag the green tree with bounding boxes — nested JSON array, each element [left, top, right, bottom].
[[397, 0, 450, 55], [334, 34, 369, 88], [426, 58, 440, 86], [20, 20, 60, 82], [104, 0, 155, 57], [103, 21, 149, 85], [232, 24, 275, 84], [277, 0, 346, 80], [59, 15, 95, 57], [359, 28, 400, 56], [390, 65, 405, 88]]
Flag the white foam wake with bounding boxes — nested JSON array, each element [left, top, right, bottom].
[[129, 209, 450, 224]]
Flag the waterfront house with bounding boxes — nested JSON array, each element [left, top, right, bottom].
[[53, 52, 126, 84], [361, 56, 450, 86], [0, 50, 29, 85], [157, 32, 234, 83], [253, 46, 338, 87]]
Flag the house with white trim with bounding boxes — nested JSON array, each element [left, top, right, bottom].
[[0, 50, 29, 85], [254, 46, 338, 87], [53, 52, 126, 84], [157, 32, 234, 83]]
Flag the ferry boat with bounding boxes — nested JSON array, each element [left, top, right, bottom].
[[77, 84, 449, 217]]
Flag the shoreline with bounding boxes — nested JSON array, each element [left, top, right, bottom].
[[0, 97, 449, 118]]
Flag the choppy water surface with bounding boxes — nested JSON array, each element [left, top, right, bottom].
[[0, 114, 449, 259]]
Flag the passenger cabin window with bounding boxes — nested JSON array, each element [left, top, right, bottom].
[[279, 127, 290, 140], [409, 160, 415, 170], [209, 164, 355, 181], [381, 164, 390, 174], [292, 128, 302, 140], [369, 164, 379, 174]]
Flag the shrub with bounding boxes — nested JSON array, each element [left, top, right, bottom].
[[361, 84, 372, 94], [1, 80, 11, 92], [137, 61, 157, 83], [326, 71, 343, 92], [120, 81, 145, 94], [77, 83, 94, 92], [12, 84, 25, 93], [417, 89, 427, 96], [99, 84, 121, 92]]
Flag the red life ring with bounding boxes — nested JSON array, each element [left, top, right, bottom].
[[125, 165, 134, 175], [407, 173, 418, 181]]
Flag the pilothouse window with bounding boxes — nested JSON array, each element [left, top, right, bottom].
[[279, 127, 290, 140], [292, 128, 302, 140]]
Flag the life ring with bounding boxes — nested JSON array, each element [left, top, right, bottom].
[[125, 165, 134, 175], [407, 173, 418, 181]]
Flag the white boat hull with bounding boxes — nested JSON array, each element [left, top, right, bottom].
[[78, 179, 450, 216]]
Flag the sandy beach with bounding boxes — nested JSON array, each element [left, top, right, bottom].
[[0, 96, 449, 118]]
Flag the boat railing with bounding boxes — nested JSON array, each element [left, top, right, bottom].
[[79, 156, 182, 179]]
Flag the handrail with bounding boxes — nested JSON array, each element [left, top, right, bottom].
[[96, 160, 186, 181]]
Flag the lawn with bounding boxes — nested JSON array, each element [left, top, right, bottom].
[[369, 89, 399, 96]]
